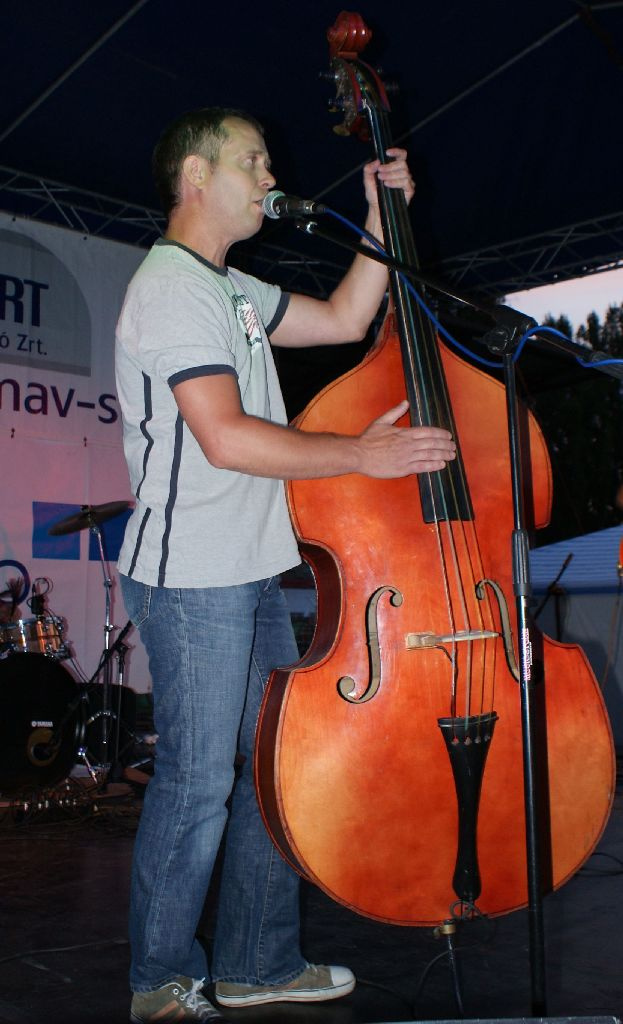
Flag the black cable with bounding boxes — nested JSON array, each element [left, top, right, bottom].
[[0, 937, 128, 967], [411, 944, 469, 1007], [579, 850, 623, 876], [352, 977, 415, 1016]]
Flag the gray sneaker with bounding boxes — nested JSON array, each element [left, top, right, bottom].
[[130, 976, 224, 1022], [215, 963, 355, 1007]]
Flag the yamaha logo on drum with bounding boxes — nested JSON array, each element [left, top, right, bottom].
[[32, 720, 53, 727]]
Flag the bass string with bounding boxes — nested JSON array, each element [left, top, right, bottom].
[[366, 96, 475, 718], [375, 140, 498, 729], [410, 297, 500, 726], [364, 73, 500, 732], [405, 286, 498, 726]]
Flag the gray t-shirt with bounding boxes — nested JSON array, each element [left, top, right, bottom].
[[115, 240, 300, 587]]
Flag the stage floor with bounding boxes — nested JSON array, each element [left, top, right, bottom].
[[1, 770, 622, 1024]]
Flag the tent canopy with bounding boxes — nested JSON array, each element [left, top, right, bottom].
[[3, 1, 623, 294]]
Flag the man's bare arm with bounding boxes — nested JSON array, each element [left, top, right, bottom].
[[173, 374, 456, 480]]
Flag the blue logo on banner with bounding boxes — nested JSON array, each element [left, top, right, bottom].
[[32, 502, 131, 561]]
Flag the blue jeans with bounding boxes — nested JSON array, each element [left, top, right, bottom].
[[120, 573, 306, 993]]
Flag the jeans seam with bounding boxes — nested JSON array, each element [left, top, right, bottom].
[[144, 588, 194, 964], [255, 834, 274, 978]]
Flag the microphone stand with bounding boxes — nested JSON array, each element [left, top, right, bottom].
[[294, 217, 623, 382], [290, 213, 620, 1016], [533, 554, 573, 641]]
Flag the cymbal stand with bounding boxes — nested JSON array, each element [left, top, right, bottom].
[[88, 515, 115, 770], [83, 619, 134, 784], [75, 712, 101, 785], [110, 629, 134, 780], [40, 620, 134, 787]]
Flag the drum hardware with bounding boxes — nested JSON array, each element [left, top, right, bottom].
[[0, 577, 70, 660], [109, 624, 137, 780], [0, 572, 25, 620], [48, 501, 131, 773], [83, 619, 134, 783], [0, 620, 135, 798], [46, 501, 131, 539], [0, 614, 69, 659], [0, 501, 135, 801], [1, 776, 100, 826], [28, 577, 48, 617]]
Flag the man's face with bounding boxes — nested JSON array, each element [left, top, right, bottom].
[[205, 117, 276, 243]]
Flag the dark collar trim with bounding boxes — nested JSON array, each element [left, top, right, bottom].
[[155, 237, 228, 277]]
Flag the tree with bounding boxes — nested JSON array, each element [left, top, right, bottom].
[[524, 304, 623, 543]]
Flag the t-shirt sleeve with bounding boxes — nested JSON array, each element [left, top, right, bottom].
[[228, 269, 289, 337], [123, 267, 238, 387], [266, 291, 290, 335]]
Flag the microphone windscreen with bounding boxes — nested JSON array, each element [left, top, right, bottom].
[[262, 190, 285, 219]]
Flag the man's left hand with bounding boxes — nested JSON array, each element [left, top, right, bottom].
[[363, 147, 415, 209]]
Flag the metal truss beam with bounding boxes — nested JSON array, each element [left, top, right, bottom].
[[434, 210, 623, 296], [0, 165, 346, 295], [0, 166, 165, 248], [1, 166, 622, 301]]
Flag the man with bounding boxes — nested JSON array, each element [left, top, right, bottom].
[[116, 107, 455, 1023]]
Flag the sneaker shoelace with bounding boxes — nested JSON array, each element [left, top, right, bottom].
[[179, 978, 207, 1011]]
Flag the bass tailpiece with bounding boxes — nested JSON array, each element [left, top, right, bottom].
[[437, 711, 498, 904]]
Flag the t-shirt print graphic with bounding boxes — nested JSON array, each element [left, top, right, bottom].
[[231, 293, 263, 349]]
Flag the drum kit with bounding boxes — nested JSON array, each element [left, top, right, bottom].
[[0, 501, 135, 800]]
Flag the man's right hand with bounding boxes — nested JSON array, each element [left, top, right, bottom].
[[356, 400, 456, 478]]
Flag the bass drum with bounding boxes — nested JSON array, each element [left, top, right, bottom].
[[0, 654, 83, 794]]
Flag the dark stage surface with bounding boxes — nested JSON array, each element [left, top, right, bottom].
[[1, 767, 623, 1024]]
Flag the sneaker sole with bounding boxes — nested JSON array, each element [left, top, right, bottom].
[[215, 977, 355, 1007], [130, 1009, 223, 1022]]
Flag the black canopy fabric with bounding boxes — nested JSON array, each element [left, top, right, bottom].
[[3, 1, 623, 293]]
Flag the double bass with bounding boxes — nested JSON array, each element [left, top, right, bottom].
[[255, 12, 614, 926]]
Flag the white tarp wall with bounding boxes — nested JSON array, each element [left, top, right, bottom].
[[530, 526, 623, 749], [0, 213, 152, 693]]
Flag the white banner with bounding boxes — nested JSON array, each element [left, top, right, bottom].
[[0, 213, 152, 694]]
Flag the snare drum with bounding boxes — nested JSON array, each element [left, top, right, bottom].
[[0, 615, 66, 657], [0, 653, 84, 794]]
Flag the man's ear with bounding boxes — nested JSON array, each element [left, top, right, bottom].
[[181, 154, 208, 191]]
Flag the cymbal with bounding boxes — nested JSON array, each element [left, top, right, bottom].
[[48, 501, 131, 536]]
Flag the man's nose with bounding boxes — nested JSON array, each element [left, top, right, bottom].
[[261, 168, 276, 190]]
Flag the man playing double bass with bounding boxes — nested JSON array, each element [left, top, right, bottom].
[[115, 106, 456, 1024]]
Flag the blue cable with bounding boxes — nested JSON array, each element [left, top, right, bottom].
[[324, 206, 504, 369], [323, 207, 623, 374]]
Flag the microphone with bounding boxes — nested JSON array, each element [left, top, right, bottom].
[[29, 579, 45, 617], [262, 190, 326, 220]]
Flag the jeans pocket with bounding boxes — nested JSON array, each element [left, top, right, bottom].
[[119, 574, 151, 627]]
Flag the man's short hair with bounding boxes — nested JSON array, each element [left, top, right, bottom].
[[152, 107, 264, 218]]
